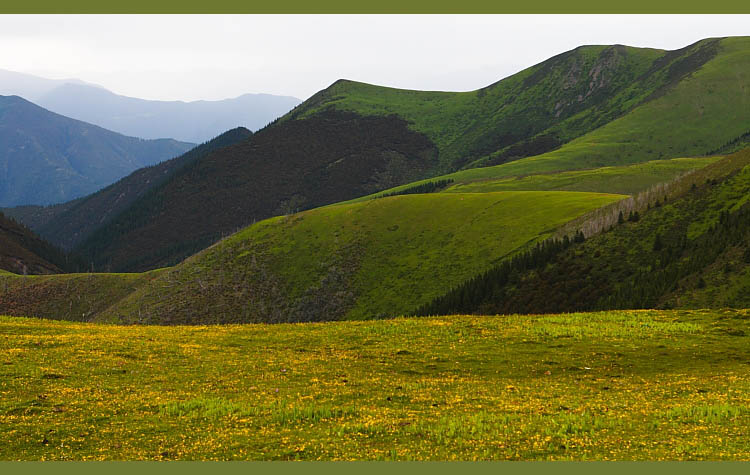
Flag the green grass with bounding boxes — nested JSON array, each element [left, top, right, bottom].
[[341, 156, 720, 204], [293, 45, 664, 172], [101, 191, 623, 324], [452, 37, 750, 178], [2, 309, 750, 460], [439, 150, 750, 315], [301, 38, 749, 183], [443, 157, 721, 195]]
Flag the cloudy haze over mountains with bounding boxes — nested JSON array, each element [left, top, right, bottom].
[[0, 69, 300, 143]]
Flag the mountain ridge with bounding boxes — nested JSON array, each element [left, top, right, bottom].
[[8, 37, 750, 275], [0, 68, 302, 143], [0, 95, 195, 207]]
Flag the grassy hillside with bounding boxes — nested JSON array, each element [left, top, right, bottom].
[[299, 37, 747, 182], [442, 157, 721, 195], [445, 37, 750, 178], [3, 309, 750, 460], [416, 148, 750, 316], [345, 156, 720, 203], [96, 190, 623, 325], [291, 45, 667, 172], [291, 39, 741, 174]]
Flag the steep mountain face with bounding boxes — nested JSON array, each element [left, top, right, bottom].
[[0, 96, 194, 207], [34, 83, 301, 143], [0, 211, 64, 275], [4, 128, 252, 250], [75, 110, 439, 271]]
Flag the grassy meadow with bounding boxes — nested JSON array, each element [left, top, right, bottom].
[[344, 156, 721, 204], [2, 309, 750, 460], [442, 157, 721, 195]]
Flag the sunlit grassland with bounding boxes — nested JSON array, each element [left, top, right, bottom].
[[443, 157, 721, 195], [227, 191, 624, 320], [1, 309, 749, 460], [339, 157, 721, 205]]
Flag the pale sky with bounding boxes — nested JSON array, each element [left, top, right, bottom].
[[1, 14, 748, 101]]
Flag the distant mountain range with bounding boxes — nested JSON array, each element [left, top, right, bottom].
[[0, 95, 194, 207], [0, 69, 302, 143]]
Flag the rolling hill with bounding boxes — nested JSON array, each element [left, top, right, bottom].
[[3, 148, 746, 324], [101, 190, 624, 324], [416, 148, 750, 316], [0, 69, 302, 143], [290, 38, 742, 173], [0, 95, 194, 207], [73, 109, 440, 271], [0, 189, 623, 323], [24, 37, 750, 273]]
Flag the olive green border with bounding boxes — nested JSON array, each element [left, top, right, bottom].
[[0, 1, 749, 13]]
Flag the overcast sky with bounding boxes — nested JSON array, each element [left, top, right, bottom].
[[0, 14, 748, 102]]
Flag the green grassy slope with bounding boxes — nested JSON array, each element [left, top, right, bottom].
[[3, 309, 750, 460], [100, 191, 623, 325], [443, 157, 721, 195], [448, 37, 750, 178], [345, 37, 749, 201], [292, 45, 666, 171], [290, 39, 744, 174], [301, 37, 747, 183], [344, 156, 721, 203], [417, 148, 750, 315]]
